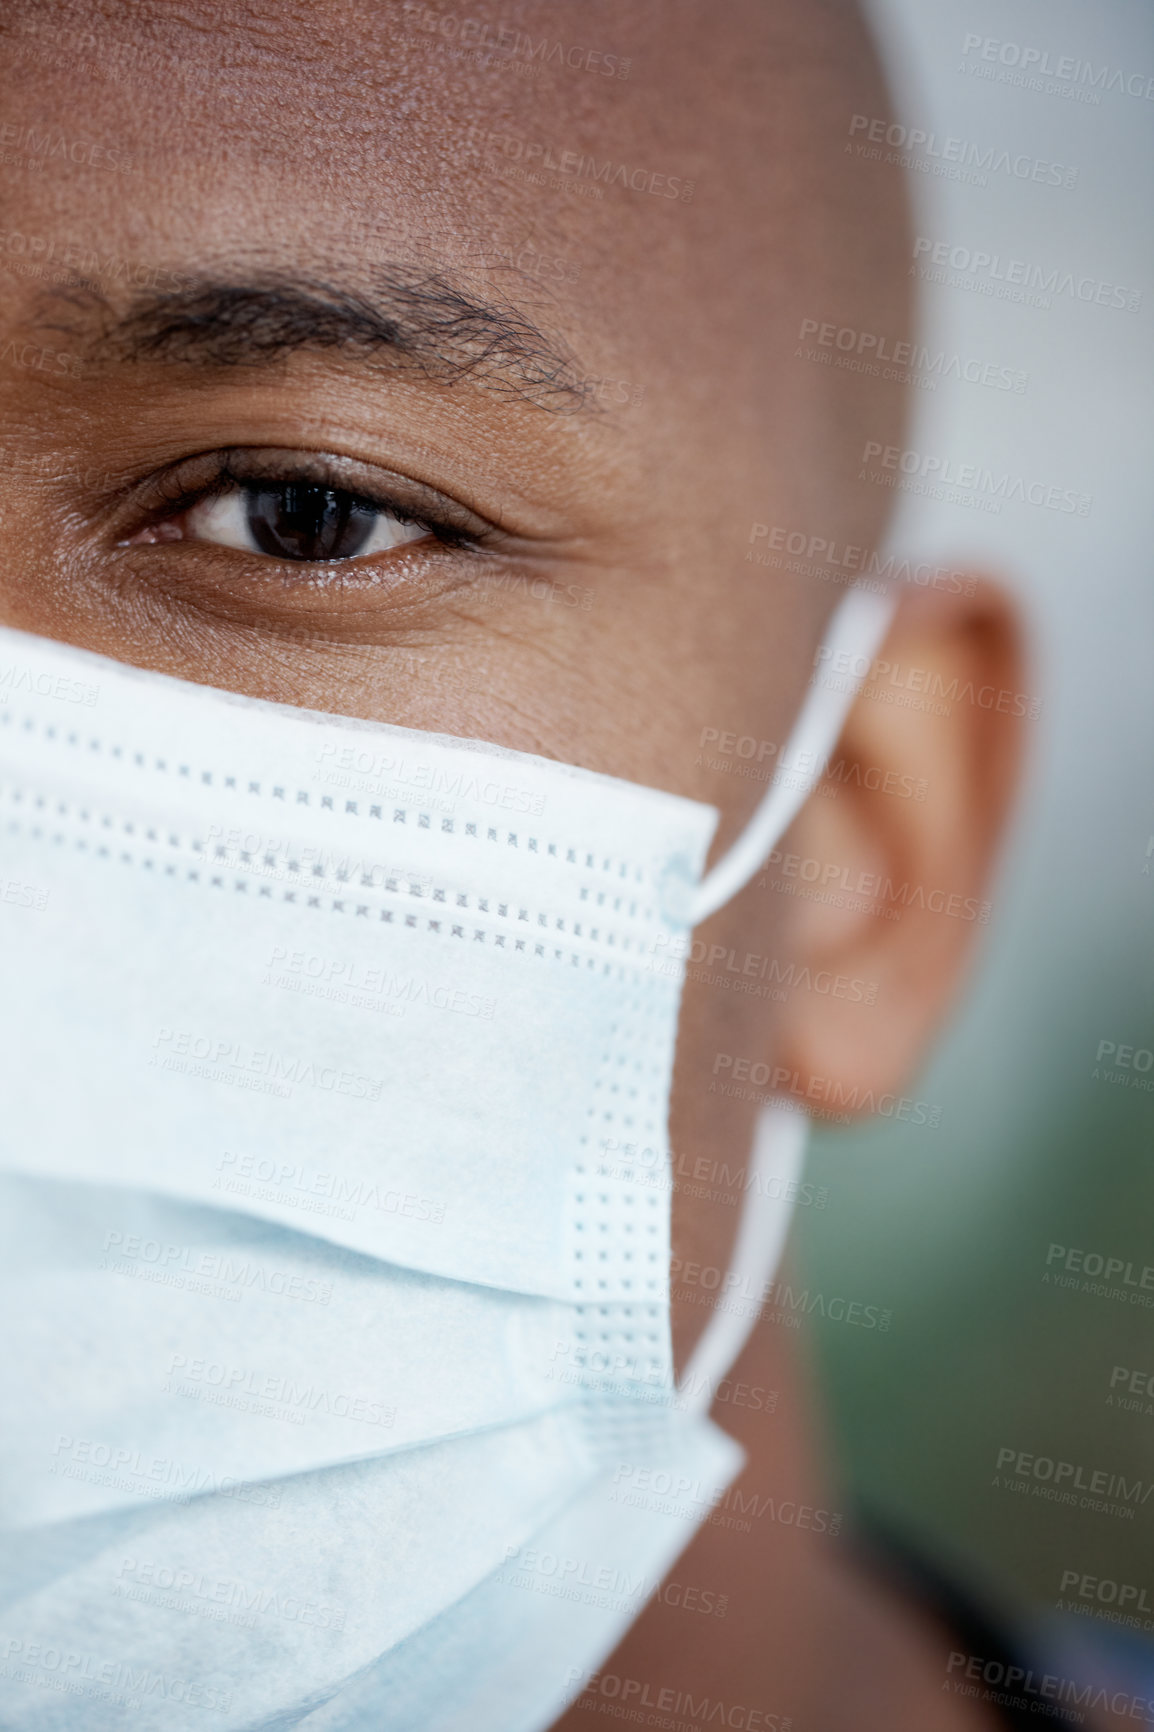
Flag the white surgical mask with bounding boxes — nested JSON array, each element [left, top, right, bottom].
[[0, 584, 893, 1730]]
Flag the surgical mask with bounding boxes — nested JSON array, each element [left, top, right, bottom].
[[0, 583, 893, 1731]]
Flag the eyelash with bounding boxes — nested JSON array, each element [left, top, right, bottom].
[[123, 450, 483, 559]]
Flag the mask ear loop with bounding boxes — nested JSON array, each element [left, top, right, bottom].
[[688, 583, 898, 927], [676, 582, 897, 1410], [676, 1102, 808, 1414]]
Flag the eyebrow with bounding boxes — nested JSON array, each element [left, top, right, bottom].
[[38, 266, 589, 413]]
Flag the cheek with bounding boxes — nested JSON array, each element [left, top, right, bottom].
[[0, 482, 89, 638]]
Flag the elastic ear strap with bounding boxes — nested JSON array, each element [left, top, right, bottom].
[[676, 1101, 808, 1414], [688, 584, 898, 927]]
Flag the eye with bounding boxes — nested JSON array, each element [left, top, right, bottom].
[[154, 480, 432, 563], [114, 448, 489, 570]]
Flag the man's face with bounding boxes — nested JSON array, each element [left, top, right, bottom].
[[0, 0, 917, 1359]]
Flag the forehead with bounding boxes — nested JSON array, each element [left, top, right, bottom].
[[7, 0, 755, 190], [1, 1, 852, 378]]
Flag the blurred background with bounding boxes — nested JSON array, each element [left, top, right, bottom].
[[797, 0, 1154, 1623]]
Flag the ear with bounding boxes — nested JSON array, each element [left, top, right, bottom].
[[772, 577, 1028, 1109]]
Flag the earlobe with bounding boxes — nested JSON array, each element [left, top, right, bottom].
[[771, 576, 1028, 1111]]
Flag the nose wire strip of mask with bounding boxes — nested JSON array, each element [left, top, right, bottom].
[[688, 583, 898, 927]]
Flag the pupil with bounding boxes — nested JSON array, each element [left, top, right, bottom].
[[245, 483, 377, 561]]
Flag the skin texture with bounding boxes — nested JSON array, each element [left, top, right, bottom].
[[0, 2, 1076, 1727]]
